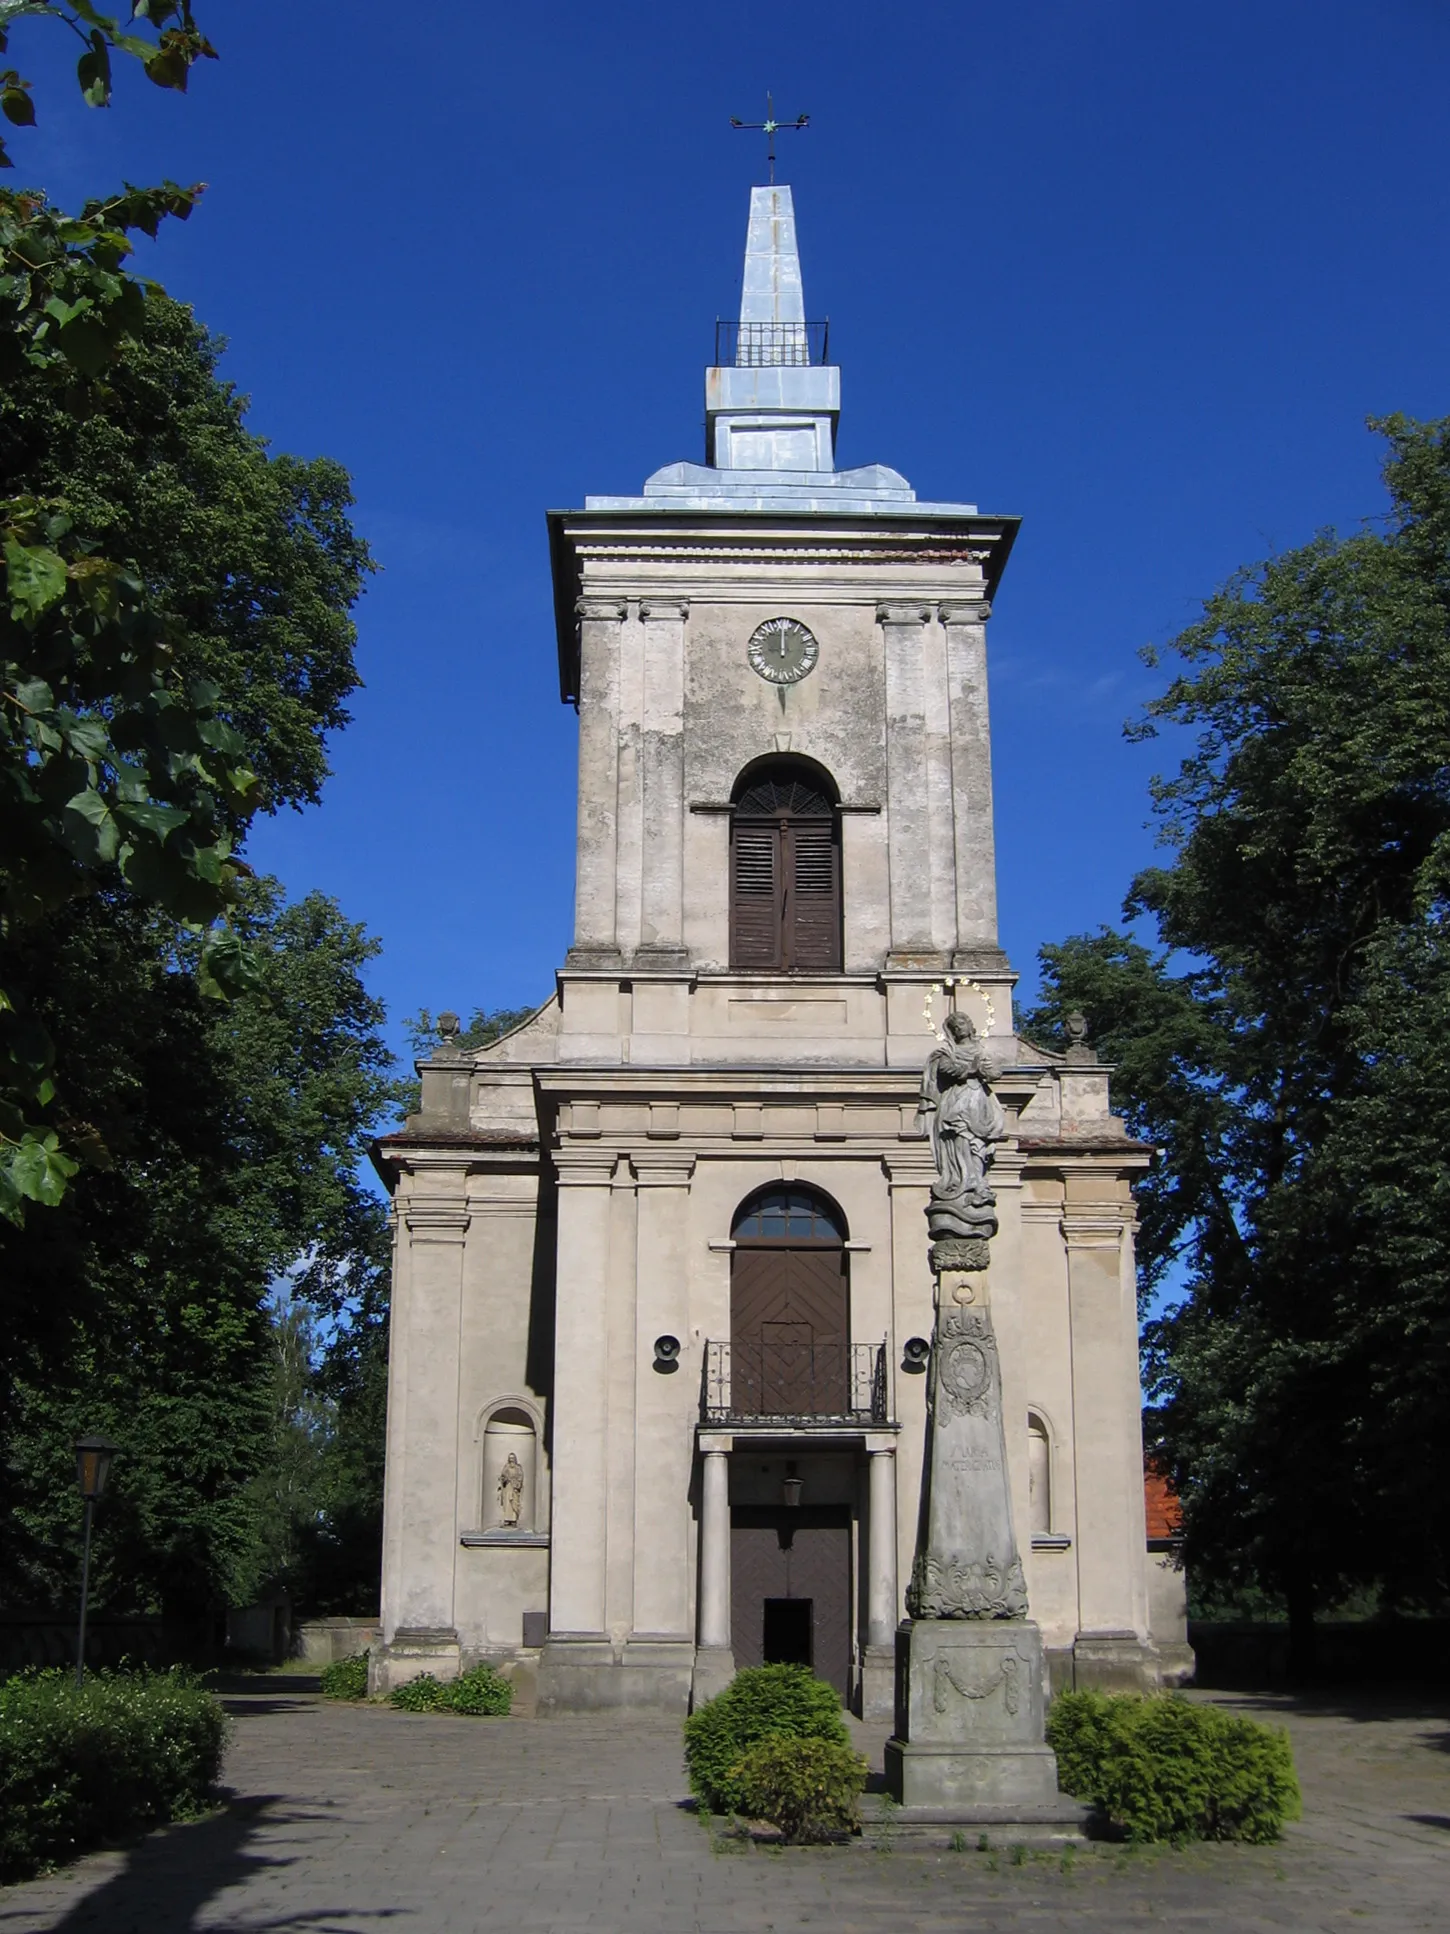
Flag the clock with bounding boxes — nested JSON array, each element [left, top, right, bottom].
[[747, 616, 819, 686]]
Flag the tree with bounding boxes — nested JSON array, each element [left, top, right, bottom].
[[0, 878, 396, 1624], [0, 7, 250, 1216], [1022, 416, 1450, 1661]]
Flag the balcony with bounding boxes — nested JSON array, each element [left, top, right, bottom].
[[701, 1338, 888, 1429]]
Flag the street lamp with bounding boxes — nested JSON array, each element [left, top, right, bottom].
[[74, 1435, 116, 1690]]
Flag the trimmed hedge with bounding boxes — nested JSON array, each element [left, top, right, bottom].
[[319, 1653, 370, 1701], [1047, 1690, 1301, 1843], [388, 1665, 512, 1715], [0, 1667, 228, 1882], [730, 1735, 867, 1842], [684, 1664, 849, 1816]]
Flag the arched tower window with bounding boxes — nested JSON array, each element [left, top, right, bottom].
[[730, 1185, 848, 1415], [729, 758, 842, 972]]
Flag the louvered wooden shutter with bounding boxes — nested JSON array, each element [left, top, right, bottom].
[[731, 820, 783, 968], [787, 819, 841, 970]]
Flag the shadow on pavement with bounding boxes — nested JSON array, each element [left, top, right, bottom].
[[23, 1792, 405, 1934]]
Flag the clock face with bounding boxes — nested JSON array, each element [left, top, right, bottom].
[[748, 616, 819, 686]]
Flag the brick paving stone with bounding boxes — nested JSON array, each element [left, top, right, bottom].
[[0, 1682, 1445, 1933]]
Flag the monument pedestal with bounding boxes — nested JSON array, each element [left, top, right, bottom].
[[885, 1618, 1061, 1810]]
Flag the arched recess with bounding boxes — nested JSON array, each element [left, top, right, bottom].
[[729, 756, 842, 972], [480, 1402, 540, 1532], [730, 1185, 849, 1416], [1026, 1409, 1053, 1537]]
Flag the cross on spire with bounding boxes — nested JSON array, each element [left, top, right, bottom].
[[729, 91, 809, 184]]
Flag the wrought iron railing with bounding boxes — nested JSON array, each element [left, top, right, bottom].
[[701, 1339, 888, 1427], [714, 319, 830, 368]]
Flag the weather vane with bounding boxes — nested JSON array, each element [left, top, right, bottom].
[[730, 91, 809, 184]]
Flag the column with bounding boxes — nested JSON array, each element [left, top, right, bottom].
[[866, 1447, 898, 1648], [698, 1450, 731, 1650], [637, 598, 688, 967], [377, 1189, 469, 1691], [569, 597, 626, 966], [878, 602, 937, 963], [631, 1149, 696, 1641], [545, 1150, 616, 1639], [1063, 1180, 1156, 1690], [940, 599, 1000, 955]]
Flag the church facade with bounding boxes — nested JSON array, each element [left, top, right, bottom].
[[372, 186, 1188, 1715]]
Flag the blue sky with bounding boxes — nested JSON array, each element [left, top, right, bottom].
[[16, 1, 1450, 1057]]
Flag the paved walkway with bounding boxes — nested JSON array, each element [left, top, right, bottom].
[[1, 1683, 1446, 1932]]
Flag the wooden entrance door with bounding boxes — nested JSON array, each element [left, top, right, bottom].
[[731, 1508, 852, 1700], [730, 1188, 849, 1418]]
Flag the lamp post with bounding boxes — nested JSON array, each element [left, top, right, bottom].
[[73, 1435, 116, 1690]]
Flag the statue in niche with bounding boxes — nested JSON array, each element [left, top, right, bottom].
[[496, 1451, 525, 1528], [917, 1012, 1007, 1265]]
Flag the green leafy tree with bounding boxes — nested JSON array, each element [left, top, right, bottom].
[[0, 6, 256, 1217], [1023, 416, 1450, 1661], [0, 879, 396, 1623]]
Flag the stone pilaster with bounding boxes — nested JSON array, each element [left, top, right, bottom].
[[1062, 1185, 1158, 1690], [375, 1193, 470, 1693], [628, 1148, 696, 1710], [636, 598, 689, 968], [939, 599, 1000, 955], [568, 598, 626, 967], [879, 602, 941, 966]]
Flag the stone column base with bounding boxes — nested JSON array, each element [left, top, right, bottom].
[[885, 1618, 1060, 1810], [1072, 1629, 1162, 1693], [537, 1634, 695, 1716], [1155, 1640, 1197, 1688], [370, 1627, 460, 1698], [859, 1643, 895, 1721], [690, 1645, 735, 1709]]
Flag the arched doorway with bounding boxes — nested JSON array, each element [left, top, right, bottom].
[[730, 1185, 849, 1418], [729, 757, 842, 972]]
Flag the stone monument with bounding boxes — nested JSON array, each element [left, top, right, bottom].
[[885, 1014, 1061, 1810]]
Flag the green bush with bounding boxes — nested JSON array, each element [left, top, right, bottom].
[[390, 1672, 450, 1712], [446, 1664, 511, 1715], [1047, 1690, 1301, 1843], [319, 1653, 370, 1701], [730, 1734, 867, 1842], [388, 1665, 511, 1715], [0, 1667, 228, 1882], [684, 1664, 849, 1815]]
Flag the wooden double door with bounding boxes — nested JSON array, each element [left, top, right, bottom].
[[730, 1242, 850, 1419], [731, 1507, 852, 1700]]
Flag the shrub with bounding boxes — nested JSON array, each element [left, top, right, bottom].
[[447, 1664, 511, 1715], [684, 1664, 849, 1815], [0, 1667, 228, 1882], [389, 1672, 450, 1712], [319, 1653, 370, 1701], [388, 1665, 512, 1715], [1047, 1690, 1301, 1843], [730, 1735, 867, 1842]]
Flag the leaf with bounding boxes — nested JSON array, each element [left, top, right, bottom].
[[3, 1128, 79, 1208], [77, 34, 113, 109], [4, 537, 68, 616], [1, 83, 33, 127], [198, 924, 260, 1000], [57, 785, 120, 862], [56, 311, 113, 375], [116, 798, 190, 837]]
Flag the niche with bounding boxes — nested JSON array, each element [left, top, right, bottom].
[[481, 1408, 538, 1533], [1027, 1413, 1052, 1537]]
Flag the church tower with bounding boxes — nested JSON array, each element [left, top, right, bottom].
[[372, 187, 1188, 1714]]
